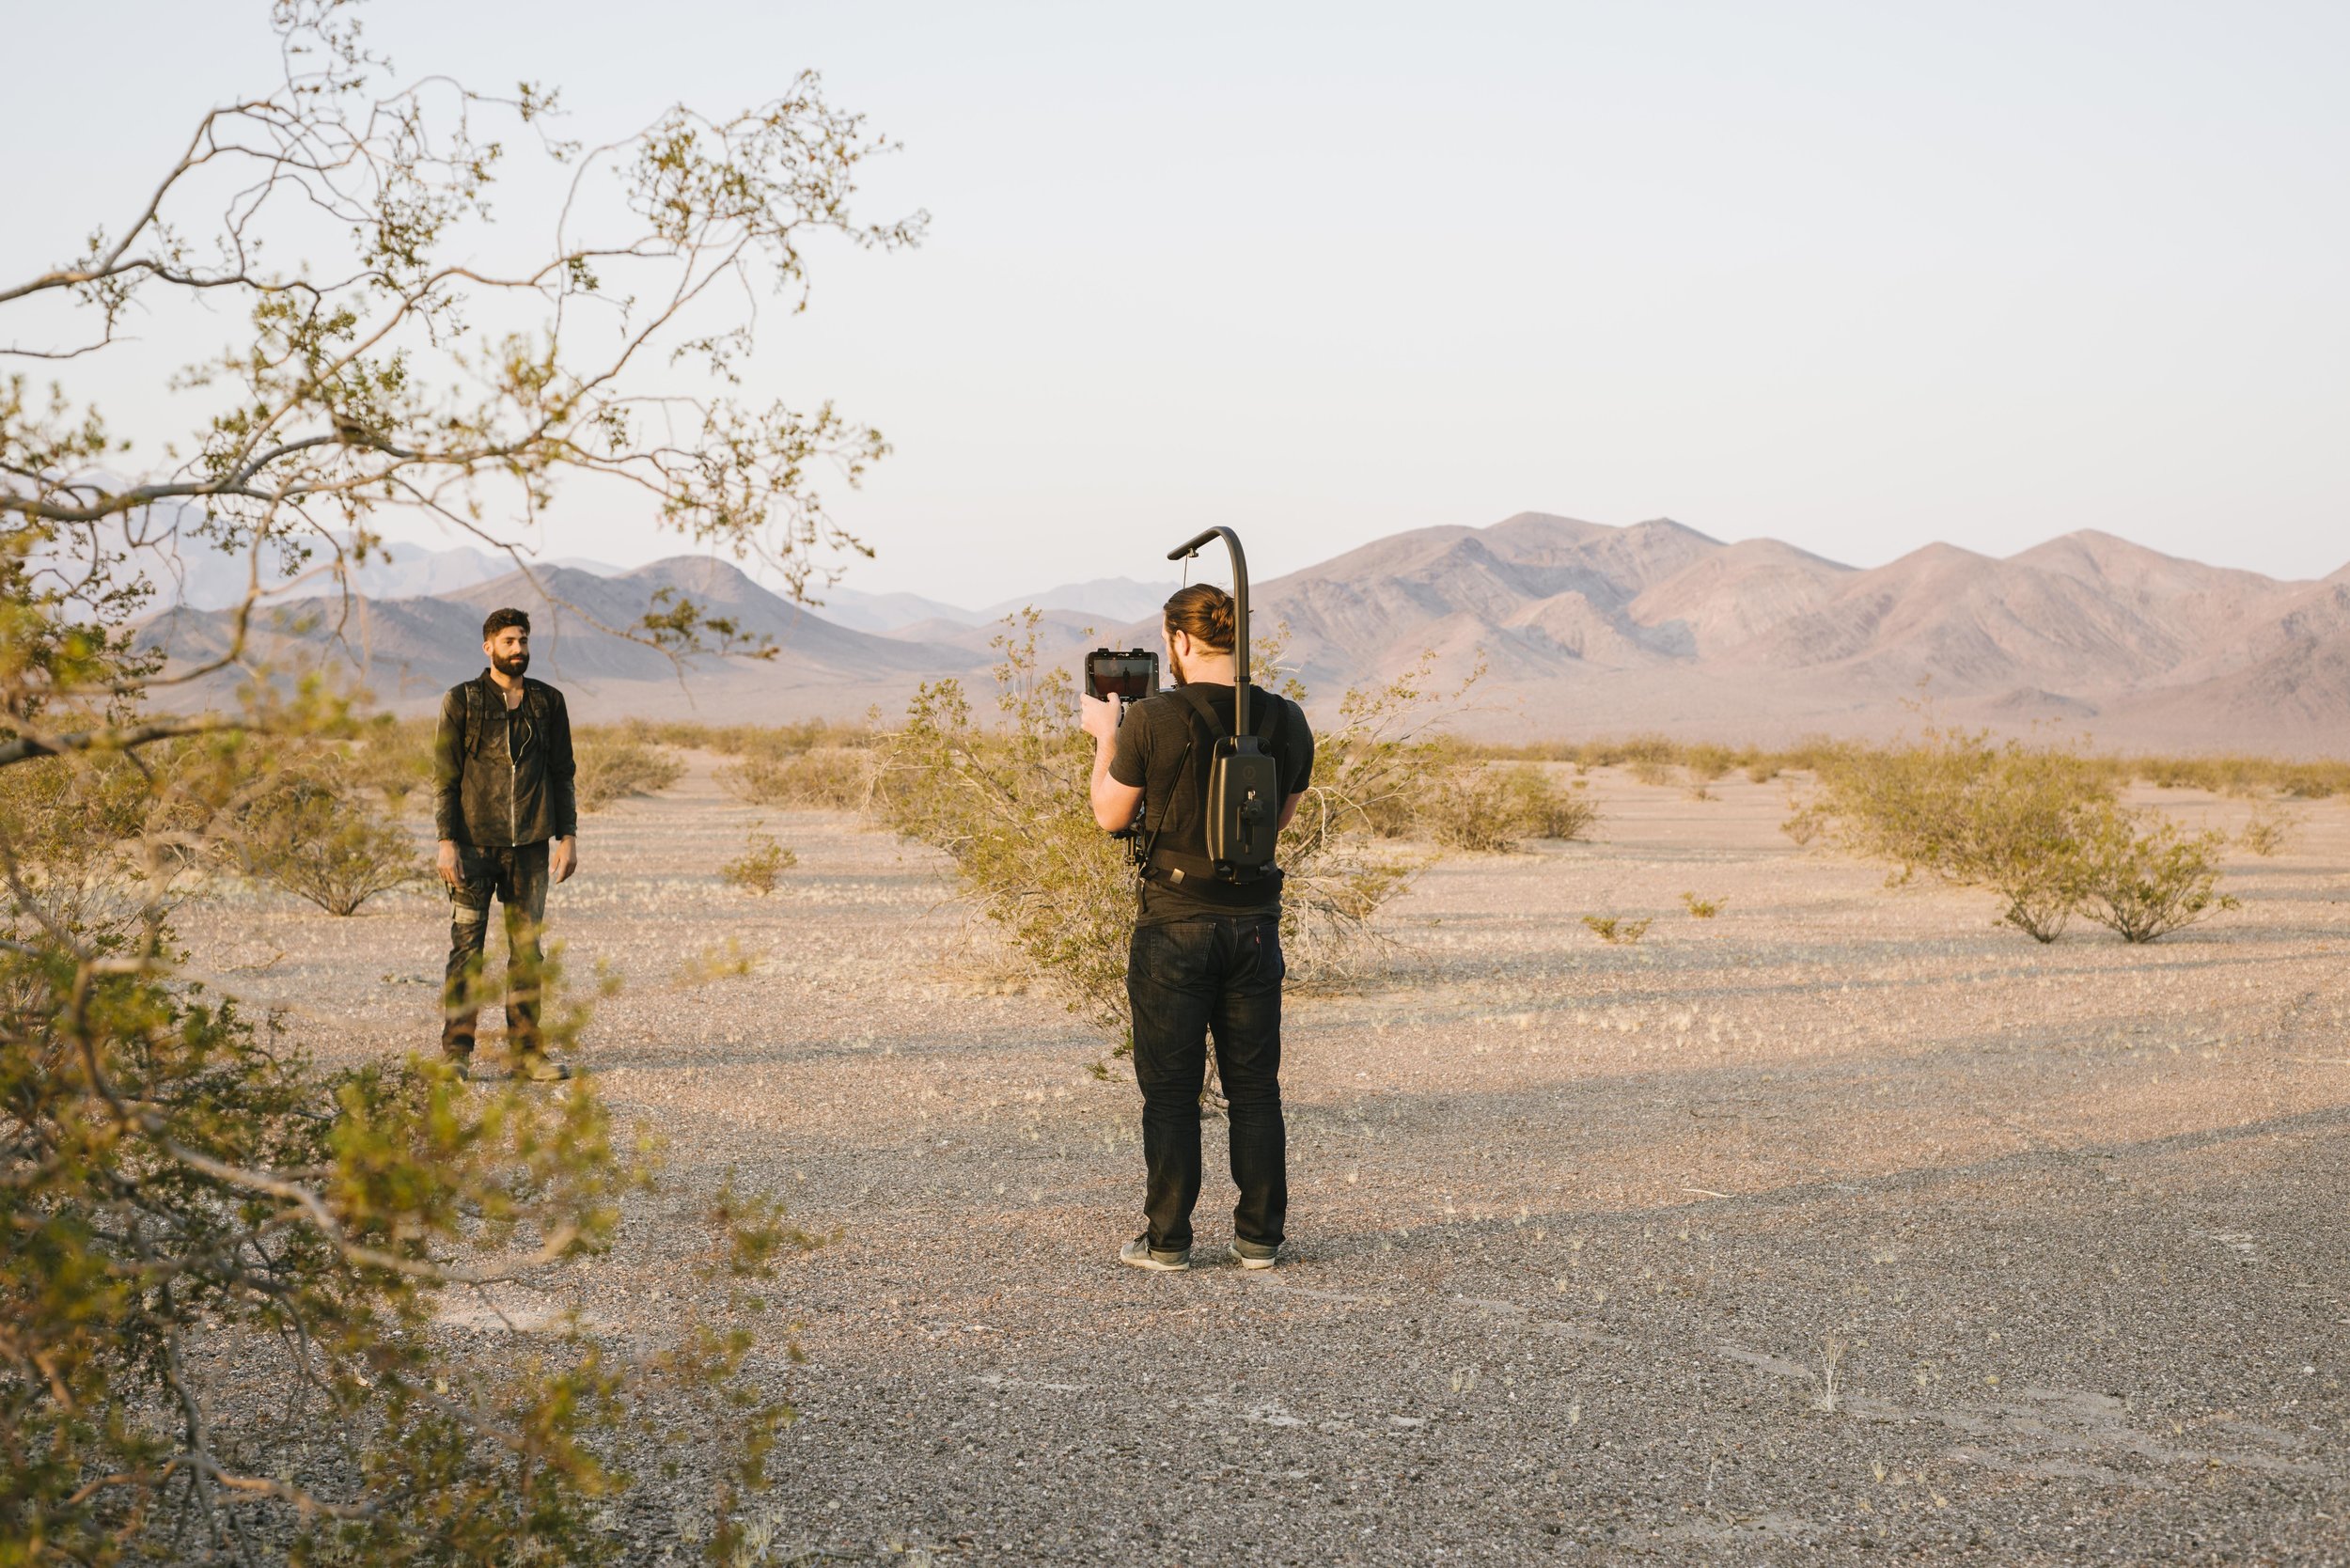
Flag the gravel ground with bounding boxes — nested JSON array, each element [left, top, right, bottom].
[[185, 755, 2350, 1565]]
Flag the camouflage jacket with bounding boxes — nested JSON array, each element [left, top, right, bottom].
[[432, 672, 578, 846]]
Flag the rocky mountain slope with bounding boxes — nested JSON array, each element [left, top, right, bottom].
[[140, 514, 2350, 749]]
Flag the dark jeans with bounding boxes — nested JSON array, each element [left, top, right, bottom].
[[1127, 916, 1288, 1253], [441, 841, 550, 1058]]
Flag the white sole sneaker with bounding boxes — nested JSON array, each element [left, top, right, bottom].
[[1120, 1236, 1190, 1272], [1230, 1242, 1279, 1270]]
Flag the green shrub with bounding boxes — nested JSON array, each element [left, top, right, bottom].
[[719, 745, 875, 811], [1787, 727, 2239, 943], [1681, 892, 1722, 918], [878, 615, 1445, 1036], [2076, 810, 2239, 942], [721, 827, 799, 894], [2238, 804, 2298, 857], [1421, 761, 1525, 853], [572, 730, 687, 811], [1416, 761, 1601, 852], [224, 769, 429, 915], [1582, 915, 1651, 944]]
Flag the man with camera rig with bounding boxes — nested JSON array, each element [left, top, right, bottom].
[[1079, 584, 1314, 1271]]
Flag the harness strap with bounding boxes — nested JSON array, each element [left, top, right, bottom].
[[1142, 688, 1286, 886]]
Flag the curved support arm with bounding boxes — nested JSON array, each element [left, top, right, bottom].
[[1167, 525, 1251, 734]]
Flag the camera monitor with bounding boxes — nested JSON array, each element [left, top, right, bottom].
[[1085, 648, 1160, 706]]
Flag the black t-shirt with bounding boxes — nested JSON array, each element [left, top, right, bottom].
[[1109, 682, 1315, 924]]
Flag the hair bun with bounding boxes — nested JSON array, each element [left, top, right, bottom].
[[1161, 582, 1238, 654]]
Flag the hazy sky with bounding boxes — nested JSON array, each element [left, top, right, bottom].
[[7, 1, 2345, 603]]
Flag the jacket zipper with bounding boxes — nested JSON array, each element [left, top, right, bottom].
[[509, 692, 520, 847]]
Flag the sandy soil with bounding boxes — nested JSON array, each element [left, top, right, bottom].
[[182, 755, 2350, 1565]]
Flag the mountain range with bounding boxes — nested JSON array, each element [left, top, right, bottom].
[[137, 513, 2350, 751]]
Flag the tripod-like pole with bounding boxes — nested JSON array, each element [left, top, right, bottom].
[[1167, 526, 1250, 735]]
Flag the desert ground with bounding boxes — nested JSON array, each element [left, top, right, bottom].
[[182, 756, 2350, 1566]]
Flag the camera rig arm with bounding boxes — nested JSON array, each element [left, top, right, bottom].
[[1167, 526, 1252, 734]]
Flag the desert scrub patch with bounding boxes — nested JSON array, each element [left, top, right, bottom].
[[1581, 915, 1652, 944], [719, 745, 876, 811], [572, 729, 687, 811], [877, 616, 1451, 1036], [1680, 892, 1723, 918], [721, 827, 797, 894], [2075, 810, 2238, 942], [2237, 803, 2299, 857], [1786, 725, 2238, 943], [1416, 759, 1590, 852], [212, 729, 435, 915]]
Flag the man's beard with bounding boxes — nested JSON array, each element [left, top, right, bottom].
[[1167, 648, 1187, 687], [492, 651, 529, 678]]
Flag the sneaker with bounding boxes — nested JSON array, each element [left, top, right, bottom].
[[510, 1054, 573, 1083], [1230, 1238, 1280, 1271], [442, 1053, 476, 1083], [1119, 1234, 1190, 1272]]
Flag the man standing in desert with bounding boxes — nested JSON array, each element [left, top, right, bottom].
[[1079, 584, 1315, 1271], [433, 607, 580, 1082]]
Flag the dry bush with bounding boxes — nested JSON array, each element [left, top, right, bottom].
[[1788, 726, 2239, 943], [1506, 764, 1600, 841], [1416, 760, 1597, 852], [2076, 811, 2239, 942], [1684, 743, 1735, 782], [1582, 915, 1651, 944], [223, 768, 429, 915], [720, 745, 876, 811], [1418, 759, 1523, 853], [878, 616, 1454, 1037], [2238, 804, 2299, 857], [572, 729, 687, 812], [721, 827, 798, 894], [2128, 753, 2350, 800], [1628, 757, 1675, 787], [1681, 892, 1723, 918]]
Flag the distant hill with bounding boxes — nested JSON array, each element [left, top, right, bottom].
[[141, 557, 988, 721], [138, 516, 2350, 750]]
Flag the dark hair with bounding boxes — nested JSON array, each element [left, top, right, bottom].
[[1163, 584, 1236, 653], [481, 607, 531, 641]]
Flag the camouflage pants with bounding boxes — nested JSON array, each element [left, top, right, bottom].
[[440, 840, 550, 1058]]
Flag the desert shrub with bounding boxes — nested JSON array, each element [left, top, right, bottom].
[[1681, 892, 1723, 918], [875, 615, 1163, 1035], [1684, 743, 1735, 782], [572, 729, 687, 811], [1582, 915, 1651, 944], [2238, 804, 2299, 857], [629, 717, 868, 759], [1504, 763, 1600, 841], [1419, 759, 1524, 853], [878, 615, 1450, 1035], [2076, 810, 2239, 942], [1416, 760, 1597, 852], [719, 745, 875, 811], [1787, 728, 2115, 941], [1788, 727, 2240, 943], [223, 766, 429, 915], [722, 827, 798, 894], [1629, 757, 1675, 787]]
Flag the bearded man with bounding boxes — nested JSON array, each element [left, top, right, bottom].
[[431, 606, 579, 1082]]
